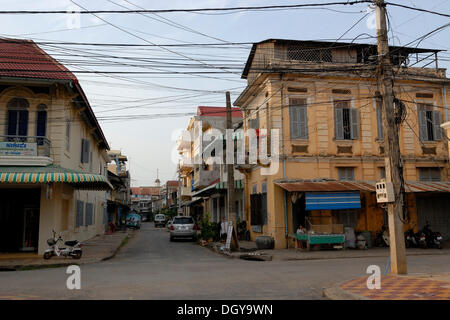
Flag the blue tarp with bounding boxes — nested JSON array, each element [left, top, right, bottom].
[[305, 192, 361, 210]]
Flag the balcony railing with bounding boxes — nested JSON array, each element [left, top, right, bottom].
[[0, 135, 51, 157]]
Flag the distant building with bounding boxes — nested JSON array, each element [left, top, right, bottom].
[[131, 182, 162, 218], [107, 150, 131, 227]]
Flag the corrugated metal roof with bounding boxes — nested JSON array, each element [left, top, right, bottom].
[[274, 180, 450, 193], [275, 180, 374, 192]]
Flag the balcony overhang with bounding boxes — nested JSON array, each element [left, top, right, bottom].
[[0, 155, 53, 166]]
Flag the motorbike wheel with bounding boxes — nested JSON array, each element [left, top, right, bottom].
[[405, 240, 410, 249], [43, 252, 53, 260], [72, 251, 82, 259]]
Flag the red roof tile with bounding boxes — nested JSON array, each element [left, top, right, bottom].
[[0, 38, 76, 81], [166, 180, 179, 187], [197, 106, 242, 118]]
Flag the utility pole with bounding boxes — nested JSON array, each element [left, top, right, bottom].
[[375, 0, 407, 274], [226, 91, 240, 250]]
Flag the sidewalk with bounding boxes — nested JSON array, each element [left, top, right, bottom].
[[324, 272, 450, 300], [203, 240, 450, 261], [0, 230, 135, 270]]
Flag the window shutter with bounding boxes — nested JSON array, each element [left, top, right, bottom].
[[7, 111, 17, 136], [299, 106, 308, 139], [18, 110, 28, 136], [289, 106, 300, 138], [418, 108, 427, 141], [350, 108, 359, 139], [36, 111, 47, 137], [81, 139, 90, 163], [377, 105, 383, 140], [334, 107, 344, 140], [76, 200, 84, 227], [433, 111, 442, 141], [81, 139, 85, 162]]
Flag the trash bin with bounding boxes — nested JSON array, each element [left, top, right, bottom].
[[256, 236, 274, 250]]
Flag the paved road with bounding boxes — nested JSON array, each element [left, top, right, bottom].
[[1, 223, 449, 299]]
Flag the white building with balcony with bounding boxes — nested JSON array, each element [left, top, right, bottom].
[[0, 39, 111, 255]]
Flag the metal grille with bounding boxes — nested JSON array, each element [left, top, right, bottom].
[[286, 44, 332, 62]]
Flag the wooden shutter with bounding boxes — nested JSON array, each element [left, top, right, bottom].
[[299, 106, 308, 139], [250, 194, 257, 225], [289, 106, 300, 138], [18, 110, 28, 136], [334, 107, 344, 140], [433, 111, 442, 140], [76, 200, 84, 227], [36, 111, 47, 137], [7, 110, 17, 136], [261, 192, 268, 225], [418, 107, 427, 141], [81, 139, 90, 163], [85, 203, 93, 225], [350, 108, 359, 139], [376, 105, 383, 140]]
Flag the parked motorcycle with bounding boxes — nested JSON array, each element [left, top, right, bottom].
[[421, 221, 443, 249], [374, 225, 390, 247], [43, 230, 83, 260], [404, 225, 419, 248]]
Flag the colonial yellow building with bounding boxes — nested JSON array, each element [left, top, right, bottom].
[[0, 39, 111, 254], [234, 39, 450, 248]]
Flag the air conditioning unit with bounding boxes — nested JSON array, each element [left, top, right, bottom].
[[375, 181, 395, 203]]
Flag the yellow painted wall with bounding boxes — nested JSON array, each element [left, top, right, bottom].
[[238, 74, 449, 249]]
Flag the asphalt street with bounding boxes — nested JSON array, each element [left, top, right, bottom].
[[1, 223, 449, 300]]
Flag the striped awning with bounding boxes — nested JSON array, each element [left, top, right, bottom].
[[215, 180, 244, 189], [0, 166, 112, 190]]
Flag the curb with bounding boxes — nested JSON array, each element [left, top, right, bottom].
[[323, 280, 370, 300], [101, 231, 134, 262], [0, 230, 135, 271]]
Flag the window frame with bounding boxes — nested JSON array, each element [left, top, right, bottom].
[[332, 97, 359, 141], [288, 96, 309, 140], [338, 167, 355, 181]]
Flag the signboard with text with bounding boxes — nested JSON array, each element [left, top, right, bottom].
[[0, 142, 37, 156]]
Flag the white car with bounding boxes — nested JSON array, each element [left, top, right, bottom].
[[154, 214, 166, 228], [169, 216, 197, 241]]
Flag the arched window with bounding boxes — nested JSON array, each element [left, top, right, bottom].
[[7, 98, 29, 141], [36, 104, 47, 145]]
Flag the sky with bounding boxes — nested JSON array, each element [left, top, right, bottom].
[[0, 0, 449, 186]]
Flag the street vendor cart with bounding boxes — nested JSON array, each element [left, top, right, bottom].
[[290, 217, 345, 251]]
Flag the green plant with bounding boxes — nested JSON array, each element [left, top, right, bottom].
[[199, 212, 215, 240]]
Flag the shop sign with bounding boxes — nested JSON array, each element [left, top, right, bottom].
[[0, 141, 37, 156]]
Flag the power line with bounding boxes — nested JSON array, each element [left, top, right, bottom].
[[0, 2, 373, 15], [385, 1, 450, 19]]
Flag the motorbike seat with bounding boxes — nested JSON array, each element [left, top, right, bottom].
[[65, 240, 79, 247]]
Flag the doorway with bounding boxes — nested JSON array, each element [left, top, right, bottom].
[[0, 188, 40, 252]]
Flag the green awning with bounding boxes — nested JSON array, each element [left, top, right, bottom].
[[0, 165, 112, 190]]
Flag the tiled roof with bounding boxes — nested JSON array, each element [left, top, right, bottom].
[[197, 106, 242, 118], [0, 38, 76, 81], [166, 180, 179, 187], [0, 38, 109, 150], [131, 187, 161, 196]]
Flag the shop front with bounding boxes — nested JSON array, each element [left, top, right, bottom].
[[0, 165, 112, 254]]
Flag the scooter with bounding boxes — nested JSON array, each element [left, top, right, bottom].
[[374, 225, 390, 247], [421, 222, 443, 249], [43, 230, 83, 260], [404, 225, 419, 248]]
